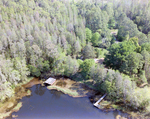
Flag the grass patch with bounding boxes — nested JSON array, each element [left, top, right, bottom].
[[48, 86, 79, 97], [0, 112, 11, 119], [27, 90, 31, 96], [0, 102, 22, 119], [111, 104, 119, 109], [13, 102, 22, 111]]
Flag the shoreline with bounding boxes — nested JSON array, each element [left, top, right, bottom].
[[47, 78, 97, 98], [0, 77, 147, 119], [46, 78, 146, 119], [0, 102, 23, 119], [0, 77, 37, 119]]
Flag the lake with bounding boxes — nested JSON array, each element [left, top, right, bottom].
[[7, 84, 128, 119]]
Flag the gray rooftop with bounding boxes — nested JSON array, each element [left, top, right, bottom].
[[44, 78, 56, 85]]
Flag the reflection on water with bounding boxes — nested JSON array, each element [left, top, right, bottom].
[[34, 85, 46, 96], [49, 90, 63, 99], [8, 84, 128, 119]]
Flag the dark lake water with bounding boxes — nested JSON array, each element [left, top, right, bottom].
[[8, 84, 128, 119]]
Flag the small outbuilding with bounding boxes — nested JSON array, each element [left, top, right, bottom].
[[44, 77, 56, 85]]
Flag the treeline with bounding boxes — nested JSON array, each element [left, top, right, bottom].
[[115, 0, 150, 35], [0, 0, 113, 101], [0, 0, 150, 113], [75, 59, 149, 110], [104, 37, 150, 84]]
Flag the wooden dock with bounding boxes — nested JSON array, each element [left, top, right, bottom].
[[93, 93, 107, 108], [44, 77, 56, 85]]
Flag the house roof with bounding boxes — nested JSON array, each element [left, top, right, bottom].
[[44, 78, 56, 85]]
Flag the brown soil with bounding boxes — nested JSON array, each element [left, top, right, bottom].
[[22, 77, 42, 88], [0, 88, 29, 119], [0, 78, 39, 119], [116, 115, 128, 119], [0, 102, 22, 119]]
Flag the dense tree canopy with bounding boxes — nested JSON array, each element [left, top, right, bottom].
[[1, 0, 150, 114]]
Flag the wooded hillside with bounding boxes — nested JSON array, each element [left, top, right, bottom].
[[1, 0, 150, 114]]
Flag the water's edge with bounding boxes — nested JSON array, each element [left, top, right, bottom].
[[9, 84, 129, 119], [3, 78, 130, 119]]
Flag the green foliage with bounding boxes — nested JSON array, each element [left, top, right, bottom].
[[52, 55, 79, 77], [91, 32, 101, 46], [116, 13, 146, 43], [141, 43, 150, 53], [0, 82, 14, 102], [89, 65, 143, 107], [141, 49, 150, 79], [79, 59, 95, 79], [0, 0, 150, 112], [110, 37, 115, 45], [120, 52, 143, 76], [82, 44, 96, 59], [129, 87, 150, 110], [77, 59, 83, 66], [104, 40, 137, 70], [95, 48, 108, 58], [117, 27, 129, 42], [139, 71, 147, 84], [104, 37, 146, 78], [64, 56, 79, 77], [41, 60, 50, 72], [108, 18, 116, 29], [89, 64, 107, 85], [85, 28, 92, 43], [28, 65, 41, 77], [129, 37, 141, 52], [72, 39, 81, 56], [52, 54, 66, 76]]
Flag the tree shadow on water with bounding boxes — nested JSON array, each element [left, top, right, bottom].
[[34, 85, 46, 96], [49, 89, 63, 99]]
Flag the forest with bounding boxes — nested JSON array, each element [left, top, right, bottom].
[[1, 0, 150, 114]]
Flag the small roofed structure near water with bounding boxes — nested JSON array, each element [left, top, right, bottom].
[[44, 77, 56, 85]]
